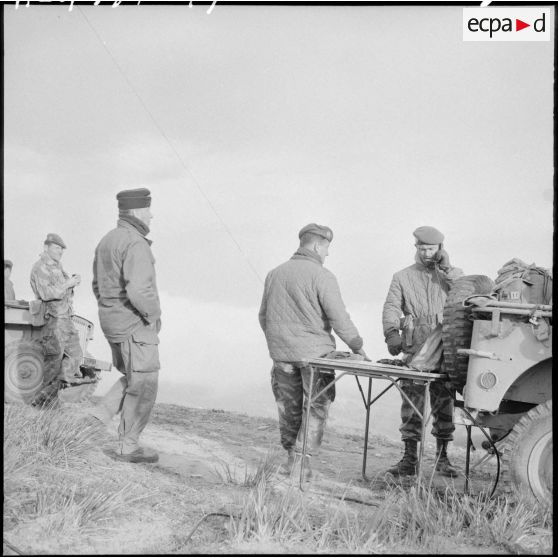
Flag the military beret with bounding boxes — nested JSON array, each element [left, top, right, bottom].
[[44, 233, 67, 249], [117, 188, 151, 210], [298, 223, 334, 242], [4, 259, 13, 269], [413, 226, 444, 245]]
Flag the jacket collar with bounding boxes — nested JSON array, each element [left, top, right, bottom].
[[118, 217, 153, 246], [291, 247, 323, 266], [40, 252, 62, 268]]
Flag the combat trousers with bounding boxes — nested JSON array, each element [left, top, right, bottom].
[[399, 379, 455, 442], [271, 363, 333, 457], [33, 316, 83, 404], [92, 324, 160, 454]]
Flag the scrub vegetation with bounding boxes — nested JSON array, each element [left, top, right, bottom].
[[3, 401, 552, 555]]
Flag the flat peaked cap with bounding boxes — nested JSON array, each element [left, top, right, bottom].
[[44, 233, 67, 249], [413, 226, 444, 245], [298, 223, 333, 242], [117, 188, 151, 210], [4, 259, 13, 268]]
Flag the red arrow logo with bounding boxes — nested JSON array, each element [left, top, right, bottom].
[[516, 19, 530, 31]]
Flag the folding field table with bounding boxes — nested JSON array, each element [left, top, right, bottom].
[[299, 357, 448, 488]]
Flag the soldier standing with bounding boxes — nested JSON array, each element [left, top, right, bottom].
[[30, 234, 83, 406], [259, 223, 368, 479], [91, 188, 161, 464], [382, 226, 462, 477], [4, 260, 16, 300]]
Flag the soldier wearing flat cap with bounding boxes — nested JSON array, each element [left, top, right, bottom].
[[4, 259, 16, 301], [382, 226, 463, 477], [30, 233, 83, 406], [91, 188, 161, 464], [259, 223, 368, 479]]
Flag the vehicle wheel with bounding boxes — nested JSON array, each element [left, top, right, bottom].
[[442, 275, 495, 393], [4, 340, 45, 403], [58, 381, 99, 405], [499, 400, 552, 507]]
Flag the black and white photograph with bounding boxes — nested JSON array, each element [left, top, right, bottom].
[[3, 1, 553, 555]]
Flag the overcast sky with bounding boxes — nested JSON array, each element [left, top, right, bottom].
[[3, 4, 554, 440]]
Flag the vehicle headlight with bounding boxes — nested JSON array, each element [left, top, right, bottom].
[[479, 371, 498, 390]]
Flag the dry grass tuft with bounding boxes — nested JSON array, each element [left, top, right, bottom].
[[4, 402, 149, 549]]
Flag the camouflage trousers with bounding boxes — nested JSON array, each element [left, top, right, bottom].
[[270, 362, 334, 457], [399, 379, 455, 442], [33, 316, 83, 405]]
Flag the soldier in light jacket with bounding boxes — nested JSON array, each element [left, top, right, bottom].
[[259, 223, 368, 479]]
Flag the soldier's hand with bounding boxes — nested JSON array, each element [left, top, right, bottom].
[[385, 330, 403, 356], [355, 348, 371, 361], [68, 275, 81, 288], [433, 249, 451, 270]]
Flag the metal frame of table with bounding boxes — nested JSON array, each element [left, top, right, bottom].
[[299, 358, 448, 489]]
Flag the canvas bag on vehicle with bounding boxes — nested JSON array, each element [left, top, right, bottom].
[[494, 258, 552, 306]]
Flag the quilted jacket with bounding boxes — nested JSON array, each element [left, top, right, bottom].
[[382, 256, 463, 356], [259, 248, 363, 362]]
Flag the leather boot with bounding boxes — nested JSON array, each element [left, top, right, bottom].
[[435, 439, 458, 477], [386, 440, 418, 476]]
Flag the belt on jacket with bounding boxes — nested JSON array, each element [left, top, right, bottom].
[[400, 313, 443, 345]]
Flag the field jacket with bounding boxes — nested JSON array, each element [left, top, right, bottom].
[[30, 253, 74, 318], [92, 218, 161, 343], [382, 257, 463, 356], [259, 248, 363, 362]]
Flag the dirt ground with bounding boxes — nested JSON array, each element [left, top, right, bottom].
[[3, 401, 534, 555]]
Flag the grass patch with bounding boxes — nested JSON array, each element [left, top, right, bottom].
[[227, 468, 553, 554], [212, 451, 281, 487], [3, 403, 149, 550]]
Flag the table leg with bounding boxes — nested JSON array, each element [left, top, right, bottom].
[[300, 365, 314, 490], [362, 377, 372, 480], [464, 425, 472, 494], [417, 382, 430, 479]]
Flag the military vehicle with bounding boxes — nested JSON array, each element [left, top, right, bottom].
[[442, 267, 552, 507], [4, 300, 111, 404]]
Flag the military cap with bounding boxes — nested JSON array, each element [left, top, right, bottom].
[[413, 226, 444, 245], [4, 259, 13, 269], [44, 233, 67, 249], [298, 223, 334, 242], [117, 188, 151, 210]]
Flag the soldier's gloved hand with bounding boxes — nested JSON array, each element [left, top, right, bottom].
[[433, 249, 451, 270], [385, 330, 403, 356]]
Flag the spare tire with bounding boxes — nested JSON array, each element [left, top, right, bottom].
[[442, 275, 495, 393]]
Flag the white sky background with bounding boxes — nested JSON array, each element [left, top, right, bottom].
[[3, 4, 554, 442]]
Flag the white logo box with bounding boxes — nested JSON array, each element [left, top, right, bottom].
[[463, 8, 551, 41]]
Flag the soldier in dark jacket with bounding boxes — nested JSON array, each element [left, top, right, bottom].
[[91, 188, 161, 464]]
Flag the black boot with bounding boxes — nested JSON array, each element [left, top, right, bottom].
[[386, 440, 418, 476], [435, 439, 458, 477]]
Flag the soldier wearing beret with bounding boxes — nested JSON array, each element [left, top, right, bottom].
[[382, 226, 463, 477], [259, 223, 368, 479], [4, 259, 16, 301], [30, 234, 84, 406], [91, 188, 161, 464]]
